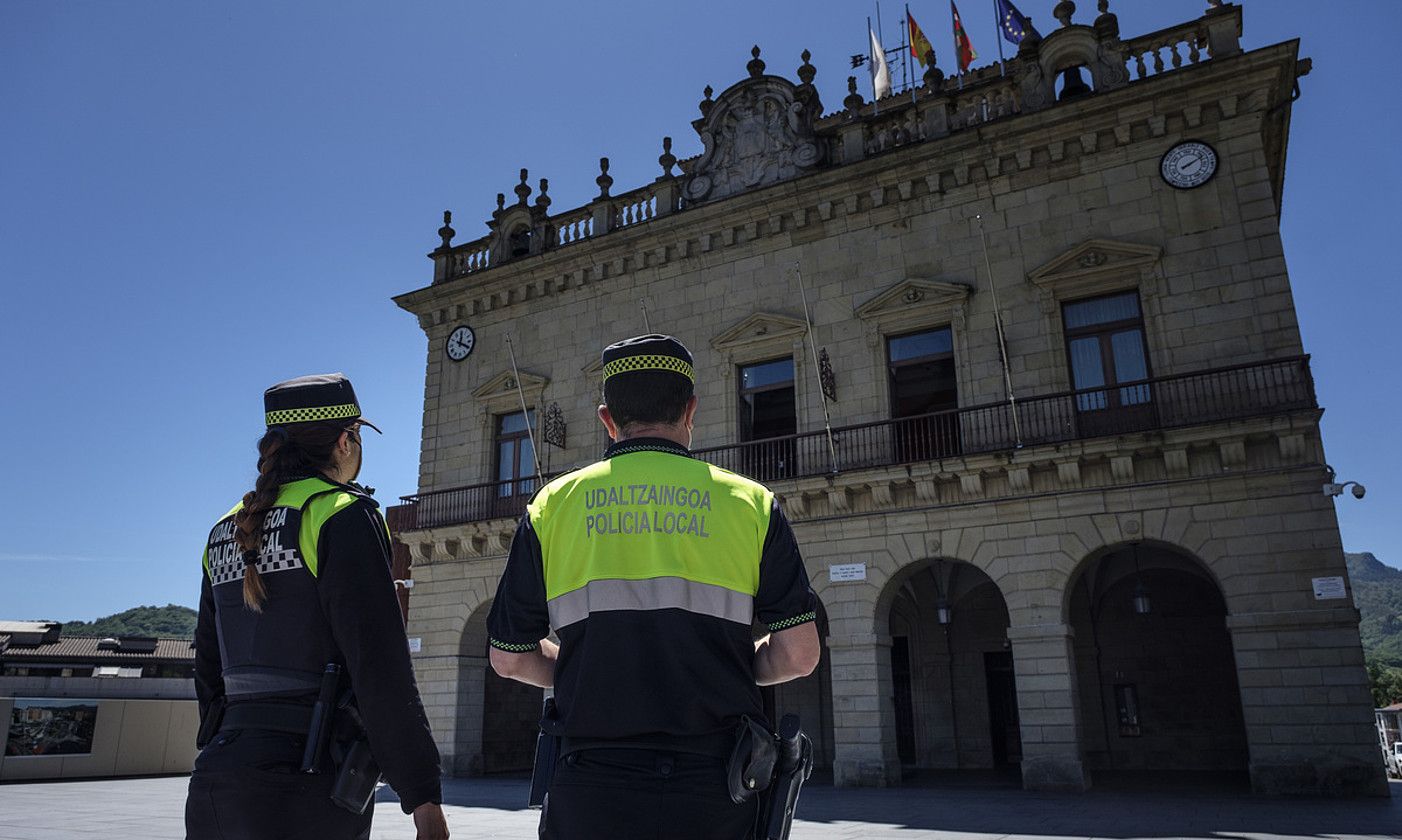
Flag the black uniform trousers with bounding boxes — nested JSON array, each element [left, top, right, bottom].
[[541, 747, 757, 840], [184, 729, 372, 840]]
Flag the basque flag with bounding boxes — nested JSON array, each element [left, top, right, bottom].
[[951, 1, 977, 72], [995, 0, 1039, 45]]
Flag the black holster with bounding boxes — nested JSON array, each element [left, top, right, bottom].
[[756, 714, 813, 840], [328, 699, 381, 814], [528, 697, 561, 809]]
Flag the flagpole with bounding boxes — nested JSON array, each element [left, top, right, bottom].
[[975, 215, 1022, 449], [639, 298, 652, 333], [993, 0, 1006, 75], [504, 334, 545, 486], [792, 266, 839, 474], [868, 15, 881, 114], [906, 4, 918, 105]]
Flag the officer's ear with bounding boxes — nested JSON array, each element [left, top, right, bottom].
[[681, 395, 699, 429], [597, 405, 619, 441]]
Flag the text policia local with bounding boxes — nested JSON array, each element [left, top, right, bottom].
[[583, 484, 713, 538]]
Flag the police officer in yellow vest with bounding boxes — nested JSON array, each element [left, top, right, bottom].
[[488, 336, 821, 840], [186, 374, 449, 840]]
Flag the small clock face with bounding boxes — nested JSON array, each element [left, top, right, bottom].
[[1160, 141, 1218, 189], [446, 325, 475, 361]]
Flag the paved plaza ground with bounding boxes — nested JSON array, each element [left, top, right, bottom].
[[0, 774, 1397, 839]]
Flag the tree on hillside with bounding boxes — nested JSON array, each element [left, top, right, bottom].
[[63, 604, 197, 639], [1367, 657, 1402, 708]]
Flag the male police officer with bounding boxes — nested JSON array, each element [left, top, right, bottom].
[[487, 335, 821, 840]]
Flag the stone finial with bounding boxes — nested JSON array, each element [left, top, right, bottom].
[[535, 178, 550, 211], [747, 45, 765, 78], [437, 210, 455, 250], [1094, 0, 1118, 37], [699, 85, 714, 117], [1018, 16, 1042, 57], [843, 75, 864, 111], [658, 136, 676, 177], [1207, 0, 1223, 7], [922, 50, 944, 89], [514, 168, 531, 205], [596, 157, 613, 198], [797, 49, 816, 85], [495, 192, 506, 212], [1053, 0, 1075, 27]]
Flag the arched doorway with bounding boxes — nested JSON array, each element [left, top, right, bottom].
[[766, 600, 835, 774], [1066, 542, 1249, 784], [457, 599, 542, 776], [882, 558, 1018, 777]]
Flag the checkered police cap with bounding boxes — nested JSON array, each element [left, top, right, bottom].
[[263, 373, 382, 433], [600, 335, 695, 385]]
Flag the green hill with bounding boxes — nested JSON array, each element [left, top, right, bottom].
[[1347, 552, 1402, 668], [63, 604, 197, 639]]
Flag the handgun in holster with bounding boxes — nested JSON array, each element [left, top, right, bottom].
[[195, 694, 227, 749], [757, 714, 813, 840], [328, 698, 382, 814], [528, 697, 561, 809]]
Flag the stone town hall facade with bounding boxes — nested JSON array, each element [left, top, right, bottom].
[[387, 3, 1386, 796]]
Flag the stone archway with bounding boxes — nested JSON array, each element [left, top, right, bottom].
[[766, 599, 835, 773], [880, 558, 1018, 778], [1065, 541, 1249, 784], [456, 599, 542, 776]]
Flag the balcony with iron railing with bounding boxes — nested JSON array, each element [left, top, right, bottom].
[[389, 355, 1316, 532]]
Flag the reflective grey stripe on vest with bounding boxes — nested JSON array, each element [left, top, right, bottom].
[[222, 667, 322, 697], [547, 576, 754, 630]]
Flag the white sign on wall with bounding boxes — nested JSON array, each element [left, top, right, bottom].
[[407, 637, 423, 653], [829, 563, 867, 583], [1311, 577, 1347, 600]]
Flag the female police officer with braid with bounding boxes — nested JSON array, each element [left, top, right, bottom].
[[184, 374, 448, 840]]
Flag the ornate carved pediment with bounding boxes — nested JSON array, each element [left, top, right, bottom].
[[472, 370, 549, 414], [684, 76, 823, 204], [711, 312, 808, 352], [855, 279, 972, 321], [1027, 239, 1162, 294]]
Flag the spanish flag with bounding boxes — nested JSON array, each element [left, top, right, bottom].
[[951, 0, 977, 73], [909, 10, 934, 66]]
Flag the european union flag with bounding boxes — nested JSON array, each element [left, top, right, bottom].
[[996, 0, 1039, 45]]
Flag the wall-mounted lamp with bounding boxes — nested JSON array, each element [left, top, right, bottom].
[[936, 598, 952, 626], [1130, 543, 1150, 615]]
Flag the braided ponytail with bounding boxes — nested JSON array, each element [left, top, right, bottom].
[[232, 422, 347, 612], [233, 430, 286, 611]]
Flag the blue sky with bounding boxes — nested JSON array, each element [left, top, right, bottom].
[[1, 1, 1397, 621]]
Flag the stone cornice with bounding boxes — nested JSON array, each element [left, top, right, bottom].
[[393, 42, 1300, 331]]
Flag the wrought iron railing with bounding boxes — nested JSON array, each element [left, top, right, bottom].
[[390, 356, 1314, 531]]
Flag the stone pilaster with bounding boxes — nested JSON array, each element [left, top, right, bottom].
[[1227, 608, 1390, 796], [1007, 623, 1091, 792], [827, 632, 902, 786]]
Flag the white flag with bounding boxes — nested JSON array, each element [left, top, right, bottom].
[[869, 28, 892, 100]]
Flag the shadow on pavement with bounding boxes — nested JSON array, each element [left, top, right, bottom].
[[416, 775, 1402, 839]]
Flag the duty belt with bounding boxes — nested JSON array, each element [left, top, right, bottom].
[[561, 730, 736, 761], [220, 701, 315, 736]]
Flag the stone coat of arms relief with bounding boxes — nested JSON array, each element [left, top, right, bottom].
[[685, 78, 822, 204]]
